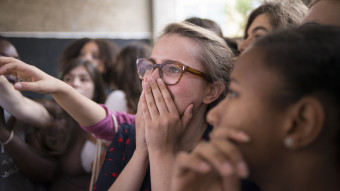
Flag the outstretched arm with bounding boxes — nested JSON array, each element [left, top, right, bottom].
[[81, 105, 136, 141], [0, 75, 52, 127], [0, 56, 106, 127]]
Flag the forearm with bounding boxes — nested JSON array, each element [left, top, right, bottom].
[[51, 81, 106, 126], [81, 107, 136, 141], [0, 129, 58, 182], [0, 76, 51, 127], [149, 151, 176, 191], [0, 58, 106, 127], [109, 149, 149, 191]]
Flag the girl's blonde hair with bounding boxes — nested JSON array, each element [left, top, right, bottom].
[[159, 22, 234, 110]]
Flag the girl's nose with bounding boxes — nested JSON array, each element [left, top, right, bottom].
[[70, 77, 80, 88], [81, 53, 93, 61], [206, 98, 227, 128], [238, 38, 251, 53]]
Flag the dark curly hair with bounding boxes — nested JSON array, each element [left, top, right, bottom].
[[60, 38, 119, 90]]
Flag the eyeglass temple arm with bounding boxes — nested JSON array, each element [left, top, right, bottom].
[[185, 66, 207, 79]]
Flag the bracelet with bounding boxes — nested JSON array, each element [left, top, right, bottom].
[[1, 130, 14, 145]]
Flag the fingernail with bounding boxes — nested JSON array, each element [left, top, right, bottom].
[[148, 78, 154, 84], [237, 131, 250, 142], [189, 104, 193, 113], [15, 83, 22, 90], [237, 161, 249, 177], [143, 82, 149, 89], [157, 78, 163, 84], [199, 161, 210, 172], [221, 162, 233, 176]]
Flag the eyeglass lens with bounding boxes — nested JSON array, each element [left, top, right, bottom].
[[138, 59, 183, 85]]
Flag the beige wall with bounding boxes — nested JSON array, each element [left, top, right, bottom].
[[0, 0, 152, 38]]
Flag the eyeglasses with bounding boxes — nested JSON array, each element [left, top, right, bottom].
[[136, 58, 208, 85]]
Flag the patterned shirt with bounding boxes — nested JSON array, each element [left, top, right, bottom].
[[94, 123, 212, 191]]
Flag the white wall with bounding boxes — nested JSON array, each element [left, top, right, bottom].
[[0, 0, 152, 39]]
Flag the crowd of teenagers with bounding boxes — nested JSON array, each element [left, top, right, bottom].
[[0, 0, 339, 190]]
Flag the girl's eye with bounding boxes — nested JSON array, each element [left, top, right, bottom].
[[228, 90, 239, 99], [168, 66, 181, 73], [146, 64, 154, 70], [163, 64, 181, 74], [80, 77, 91, 82], [253, 31, 269, 40], [92, 53, 100, 59], [63, 76, 73, 82], [254, 34, 264, 40]]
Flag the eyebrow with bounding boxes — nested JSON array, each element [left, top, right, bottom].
[[251, 26, 270, 34], [69, 73, 90, 76], [149, 58, 179, 64], [79, 74, 91, 77], [230, 77, 239, 84]]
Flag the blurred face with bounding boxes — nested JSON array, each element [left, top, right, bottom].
[[79, 41, 105, 73], [145, 34, 210, 115], [207, 47, 288, 174], [238, 14, 273, 52], [63, 65, 95, 100], [302, 0, 340, 26]]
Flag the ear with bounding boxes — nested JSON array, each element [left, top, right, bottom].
[[203, 81, 225, 104], [283, 97, 324, 150]]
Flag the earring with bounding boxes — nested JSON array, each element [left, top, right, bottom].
[[284, 137, 294, 148]]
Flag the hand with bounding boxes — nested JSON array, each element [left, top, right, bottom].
[[142, 78, 193, 154], [135, 91, 148, 153], [172, 151, 223, 191], [0, 57, 64, 94], [171, 128, 250, 191]]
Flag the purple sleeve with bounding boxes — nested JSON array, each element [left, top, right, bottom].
[[113, 111, 136, 128], [80, 104, 136, 141]]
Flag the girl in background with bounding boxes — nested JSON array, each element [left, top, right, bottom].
[[238, 0, 307, 52], [60, 38, 120, 93], [105, 41, 152, 113]]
